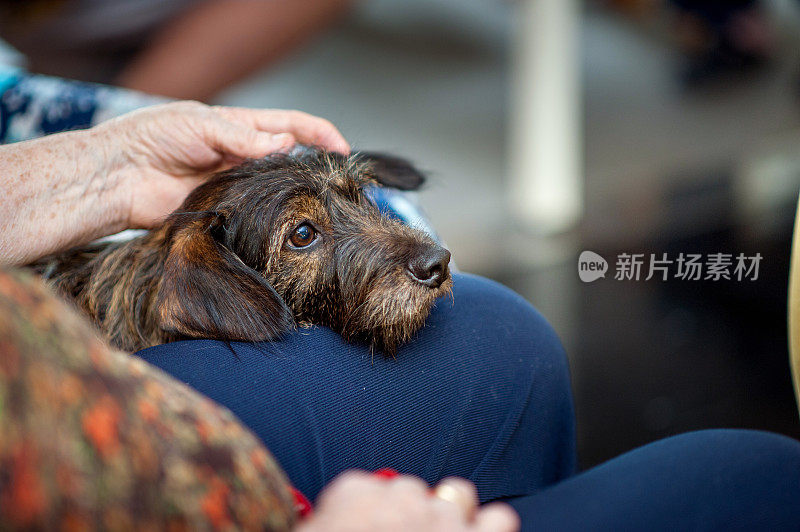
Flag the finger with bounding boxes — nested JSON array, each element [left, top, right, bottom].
[[216, 107, 348, 153], [214, 107, 351, 154], [205, 118, 296, 159], [429, 495, 468, 531], [128, 175, 205, 229], [387, 475, 430, 499], [473, 502, 520, 532], [432, 477, 479, 521], [315, 470, 377, 508]]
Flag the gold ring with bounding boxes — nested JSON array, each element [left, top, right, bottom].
[[433, 484, 476, 520]]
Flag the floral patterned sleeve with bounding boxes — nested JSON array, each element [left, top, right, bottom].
[[0, 64, 165, 143], [0, 267, 297, 530]]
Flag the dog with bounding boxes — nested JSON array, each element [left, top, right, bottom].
[[32, 146, 452, 355]]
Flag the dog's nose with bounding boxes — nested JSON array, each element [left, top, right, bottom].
[[407, 245, 451, 288]]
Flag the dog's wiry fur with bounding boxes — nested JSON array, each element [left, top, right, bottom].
[[32, 148, 452, 355]]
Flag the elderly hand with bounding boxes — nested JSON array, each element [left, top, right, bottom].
[[296, 472, 520, 532], [99, 101, 349, 227], [0, 101, 349, 266]]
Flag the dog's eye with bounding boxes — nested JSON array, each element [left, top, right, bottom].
[[289, 223, 317, 248]]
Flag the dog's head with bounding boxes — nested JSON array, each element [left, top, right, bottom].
[[155, 147, 452, 354]]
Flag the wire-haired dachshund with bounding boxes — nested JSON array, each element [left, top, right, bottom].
[[33, 147, 452, 355]]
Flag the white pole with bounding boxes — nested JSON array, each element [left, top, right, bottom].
[[509, 0, 582, 235]]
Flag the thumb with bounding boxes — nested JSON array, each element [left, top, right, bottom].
[[206, 119, 295, 159]]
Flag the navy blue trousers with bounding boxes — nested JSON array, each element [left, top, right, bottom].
[[137, 273, 800, 529]]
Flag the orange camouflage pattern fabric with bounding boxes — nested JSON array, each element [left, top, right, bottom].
[[0, 268, 296, 531]]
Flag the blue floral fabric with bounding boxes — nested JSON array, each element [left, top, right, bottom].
[[0, 64, 164, 143]]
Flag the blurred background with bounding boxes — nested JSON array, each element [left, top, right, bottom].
[[2, 0, 800, 469]]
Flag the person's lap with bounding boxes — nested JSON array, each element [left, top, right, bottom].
[[138, 272, 800, 528], [507, 428, 800, 531], [136, 273, 577, 503]]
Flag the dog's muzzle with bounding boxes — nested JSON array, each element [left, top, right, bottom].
[[407, 244, 451, 288]]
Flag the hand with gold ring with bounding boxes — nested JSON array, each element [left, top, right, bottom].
[[295, 471, 520, 531]]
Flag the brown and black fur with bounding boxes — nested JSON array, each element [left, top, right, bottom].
[[32, 147, 452, 355]]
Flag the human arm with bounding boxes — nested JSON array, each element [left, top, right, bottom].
[[0, 101, 349, 266], [116, 0, 354, 101]]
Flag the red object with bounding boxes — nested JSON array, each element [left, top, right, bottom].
[[290, 487, 313, 518], [373, 468, 399, 479]]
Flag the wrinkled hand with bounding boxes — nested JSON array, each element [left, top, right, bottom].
[[96, 101, 350, 228], [0, 100, 348, 265], [296, 472, 520, 532]]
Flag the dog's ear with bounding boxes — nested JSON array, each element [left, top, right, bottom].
[[155, 216, 294, 343], [359, 152, 426, 191]]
